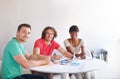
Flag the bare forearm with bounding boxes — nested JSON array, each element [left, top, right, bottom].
[[14, 55, 50, 69], [63, 52, 72, 58], [29, 55, 50, 60], [23, 59, 50, 69]]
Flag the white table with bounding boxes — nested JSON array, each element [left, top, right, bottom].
[[30, 58, 107, 79]]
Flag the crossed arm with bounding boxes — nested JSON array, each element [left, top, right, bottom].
[[14, 51, 50, 69]]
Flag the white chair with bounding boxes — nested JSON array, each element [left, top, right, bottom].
[[85, 49, 95, 79], [85, 48, 93, 59]]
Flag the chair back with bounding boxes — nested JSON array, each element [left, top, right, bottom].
[[85, 49, 92, 59]]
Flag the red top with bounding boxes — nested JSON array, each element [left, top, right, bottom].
[[34, 38, 60, 56]]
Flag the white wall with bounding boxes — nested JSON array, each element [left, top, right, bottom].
[[0, 0, 120, 79]]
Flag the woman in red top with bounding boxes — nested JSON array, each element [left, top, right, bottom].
[[33, 26, 72, 59], [32, 26, 72, 79]]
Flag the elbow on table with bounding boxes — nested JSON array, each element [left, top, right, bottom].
[[22, 63, 31, 69], [21, 61, 33, 69]]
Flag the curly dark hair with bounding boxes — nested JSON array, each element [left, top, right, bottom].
[[69, 25, 79, 33], [41, 26, 57, 39]]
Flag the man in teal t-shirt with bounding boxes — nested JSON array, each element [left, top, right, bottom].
[[1, 23, 49, 79], [2, 38, 25, 79]]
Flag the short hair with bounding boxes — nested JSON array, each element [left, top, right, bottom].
[[41, 26, 57, 39], [17, 23, 31, 31], [69, 25, 79, 33]]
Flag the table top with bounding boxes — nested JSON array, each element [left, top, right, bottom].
[[30, 58, 107, 74]]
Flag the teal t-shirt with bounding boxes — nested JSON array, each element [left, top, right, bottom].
[[2, 38, 25, 79]]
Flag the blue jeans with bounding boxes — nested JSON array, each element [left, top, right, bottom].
[[14, 74, 47, 79]]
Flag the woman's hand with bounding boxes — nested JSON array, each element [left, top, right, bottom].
[[64, 52, 73, 59], [79, 53, 86, 59], [51, 54, 62, 60], [75, 53, 86, 59]]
